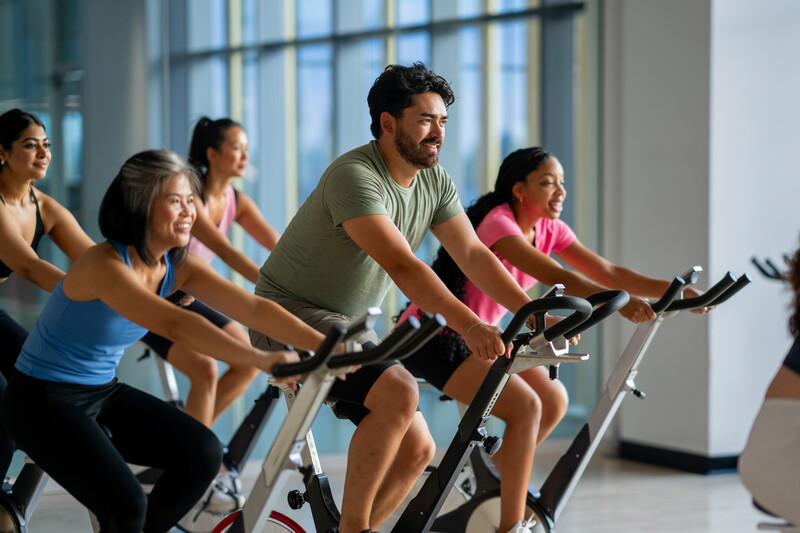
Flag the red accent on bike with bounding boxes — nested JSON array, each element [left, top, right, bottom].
[[211, 511, 240, 533], [268, 510, 307, 533]]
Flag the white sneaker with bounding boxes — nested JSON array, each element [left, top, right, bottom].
[[176, 478, 244, 533], [205, 480, 245, 513], [214, 468, 242, 497]]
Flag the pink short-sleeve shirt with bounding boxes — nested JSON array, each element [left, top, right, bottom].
[[398, 203, 576, 328], [462, 203, 576, 325]]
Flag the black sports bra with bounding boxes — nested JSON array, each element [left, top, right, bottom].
[[784, 337, 800, 375], [0, 185, 45, 278]]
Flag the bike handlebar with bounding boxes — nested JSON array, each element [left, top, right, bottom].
[[327, 316, 422, 369], [386, 313, 447, 363], [665, 271, 736, 311], [342, 307, 382, 342], [502, 296, 593, 345], [751, 256, 785, 281], [650, 276, 688, 314], [705, 273, 751, 307], [562, 290, 630, 339], [271, 323, 347, 378]]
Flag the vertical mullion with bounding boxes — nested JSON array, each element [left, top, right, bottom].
[[284, 0, 299, 220]]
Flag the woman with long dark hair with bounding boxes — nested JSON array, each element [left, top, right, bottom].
[[739, 243, 800, 527], [0, 150, 325, 533], [0, 108, 94, 481], [399, 147, 708, 533]]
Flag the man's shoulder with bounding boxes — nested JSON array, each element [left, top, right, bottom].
[[327, 142, 381, 172]]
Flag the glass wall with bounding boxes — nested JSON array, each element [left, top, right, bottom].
[[0, 0, 83, 328], [159, 0, 595, 449], [1, 0, 598, 453]]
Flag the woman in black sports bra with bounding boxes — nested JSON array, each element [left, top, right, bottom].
[[738, 242, 800, 527], [0, 108, 94, 480]]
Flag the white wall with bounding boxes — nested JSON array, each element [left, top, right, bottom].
[[707, 0, 800, 455], [602, 0, 800, 458]]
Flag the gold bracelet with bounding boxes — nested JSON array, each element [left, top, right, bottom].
[[465, 320, 484, 336]]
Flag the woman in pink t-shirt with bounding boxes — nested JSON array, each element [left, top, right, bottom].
[[140, 117, 281, 512], [400, 147, 707, 533]]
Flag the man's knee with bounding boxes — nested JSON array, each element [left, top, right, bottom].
[[407, 419, 436, 469], [366, 367, 419, 418]]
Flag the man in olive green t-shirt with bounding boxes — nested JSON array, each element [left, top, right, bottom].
[[251, 63, 532, 533]]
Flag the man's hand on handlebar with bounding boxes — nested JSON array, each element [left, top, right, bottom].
[[683, 286, 714, 314], [464, 321, 510, 361], [619, 296, 658, 323], [260, 350, 302, 388]]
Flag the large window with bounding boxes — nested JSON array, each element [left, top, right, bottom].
[[158, 0, 595, 448], [0, 0, 83, 326]]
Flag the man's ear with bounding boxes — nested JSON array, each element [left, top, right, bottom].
[[380, 111, 396, 136]]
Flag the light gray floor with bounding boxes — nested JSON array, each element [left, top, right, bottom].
[[17, 439, 772, 533]]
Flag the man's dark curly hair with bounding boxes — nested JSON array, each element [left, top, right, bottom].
[[367, 62, 455, 139]]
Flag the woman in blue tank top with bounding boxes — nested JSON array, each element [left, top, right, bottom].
[[0, 150, 328, 533], [0, 109, 95, 482], [738, 243, 800, 527]]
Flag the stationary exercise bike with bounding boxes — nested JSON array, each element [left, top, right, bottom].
[[135, 343, 289, 532], [210, 310, 447, 533], [424, 267, 749, 533], [392, 287, 629, 533], [239, 288, 612, 533], [0, 456, 48, 533]]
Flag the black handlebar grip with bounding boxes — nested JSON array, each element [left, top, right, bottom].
[[271, 323, 347, 378], [705, 273, 751, 307], [666, 271, 736, 311], [650, 276, 688, 314], [501, 296, 592, 345], [342, 307, 382, 342], [327, 317, 421, 369], [562, 290, 630, 339], [390, 313, 447, 363]]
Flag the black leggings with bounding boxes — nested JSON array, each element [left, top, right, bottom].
[[0, 309, 28, 478], [0, 371, 222, 533]]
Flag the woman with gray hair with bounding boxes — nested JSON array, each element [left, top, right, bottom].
[[0, 150, 327, 533]]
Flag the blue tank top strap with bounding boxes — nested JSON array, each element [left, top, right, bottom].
[[107, 240, 176, 297], [108, 240, 133, 267]]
